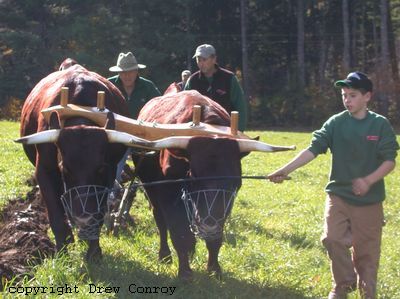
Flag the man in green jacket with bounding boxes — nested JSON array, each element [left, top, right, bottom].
[[108, 52, 161, 118], [184, 44, 247, 131], [108, 52, 161, 224]]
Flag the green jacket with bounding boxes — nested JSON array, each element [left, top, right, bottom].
[[184, 67, 247, 131], [308, 110, 399, 205], [108, 75, 161, 118]]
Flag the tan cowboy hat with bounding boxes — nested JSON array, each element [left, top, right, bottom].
[[109, 52, 146, 72]]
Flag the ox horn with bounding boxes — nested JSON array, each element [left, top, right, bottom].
[[106, 131, 191, 150], [152, 137, 295, 152], [14, 129, 61, 144], [148, 136, 190, 149], [105, 130, 157, 149], [149, 136, 296, 152], [237, 139, 296, 152]]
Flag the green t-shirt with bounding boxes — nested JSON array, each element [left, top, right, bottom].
[[308, 110, 399, 205], [108, 75, 161, 118]]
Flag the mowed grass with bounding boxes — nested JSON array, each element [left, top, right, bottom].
[[1, 120, 399, 298]]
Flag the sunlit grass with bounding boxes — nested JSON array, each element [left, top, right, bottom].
[[1, 124, 399, 298], [0, 121, 34, 208]]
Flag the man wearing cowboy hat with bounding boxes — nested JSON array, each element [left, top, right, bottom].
[[108, 52, 161, 118], [108, 52, 161, 224]]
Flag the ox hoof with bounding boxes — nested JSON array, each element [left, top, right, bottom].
[[112, 225, 120, 237], [55, 234, 74, 254], [207, 266, 222, 280], [159, 250, 172, 264], [85, 247, 102, 263], [208, 270, 223, 281], [122, 214, 136, 226], [178, 269, 194, 282], [55, 247, 69, 258], [159, 254, 172, 264]]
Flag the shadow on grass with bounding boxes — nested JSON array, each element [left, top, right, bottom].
[[85, 253, 316, 299], [225, 220, 322, 252]]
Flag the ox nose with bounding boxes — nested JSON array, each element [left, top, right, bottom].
[[74, 215, 92, 227], [200, 217, 222, 234], [183, 188, 237, 240]]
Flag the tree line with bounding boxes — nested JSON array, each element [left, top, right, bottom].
[[1, 0, 399, 127]]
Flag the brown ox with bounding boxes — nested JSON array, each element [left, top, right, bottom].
[[16, 60, 148, 260], [134, 90, 293, 280]]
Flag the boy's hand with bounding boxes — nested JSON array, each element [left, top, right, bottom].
[[266, 170, 290, 183], [352, 178, 371, 196]]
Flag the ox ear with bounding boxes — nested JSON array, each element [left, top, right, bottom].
[[104, 112, 116, 130], [49, 112, 61, 130]]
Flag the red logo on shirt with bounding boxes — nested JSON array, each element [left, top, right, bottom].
[[366, 135, 379, 141]]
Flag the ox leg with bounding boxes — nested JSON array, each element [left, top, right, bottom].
[[85, 239, 102, 262], [176, 249, 193, 281], [144, 187, 172, 263], [36, 166, 74, 253], [152, 206, 172, 263], [168, 230, 195, 281], [162, 203, 196, 281], [206, 238, 223, 279]]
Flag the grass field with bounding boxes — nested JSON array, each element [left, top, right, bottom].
[[1, 120, 399, 298]]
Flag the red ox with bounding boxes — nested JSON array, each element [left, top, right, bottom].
[[163, 82, 180, 95], [16, 60, 148, 261], [134, 90, 293, 280]]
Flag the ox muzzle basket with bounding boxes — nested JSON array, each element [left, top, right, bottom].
[[61, 185, 112, 240], [181, 188, 237, 241]]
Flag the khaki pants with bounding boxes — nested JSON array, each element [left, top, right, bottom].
[[321, 194, 384, 299]]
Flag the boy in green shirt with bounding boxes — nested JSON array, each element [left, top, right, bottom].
[[267, 72, 398, 299]]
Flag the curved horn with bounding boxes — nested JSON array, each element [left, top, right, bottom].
[[14, 129, 61, 144], [150, 136, 191, 149], [106, 131, 191, 150], [237, 139, 296, 153], [106, 130, 155, 149]]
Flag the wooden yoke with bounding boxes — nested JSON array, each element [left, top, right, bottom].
[[230, 111, 239, 136], [97, 91, 105, 111], [58, 87, 70, 128], [60, 87, 69, 107], [192, 105, 201, 126], [42, 90, 251, 141]]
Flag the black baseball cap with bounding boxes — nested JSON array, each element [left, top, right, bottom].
[[334, 71, 373, 92]]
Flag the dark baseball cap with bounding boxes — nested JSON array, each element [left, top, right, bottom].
[[334, 71, 373, 92]]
